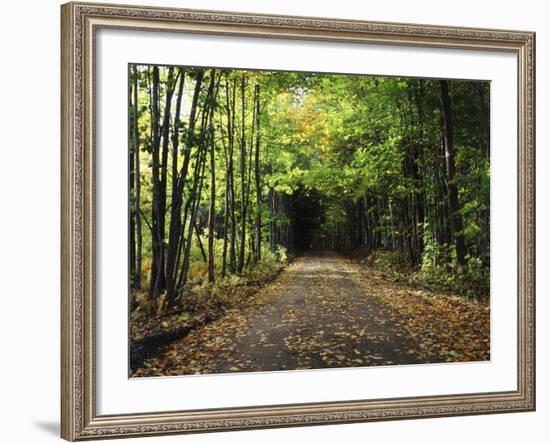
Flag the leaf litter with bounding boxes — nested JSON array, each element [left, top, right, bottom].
[[133, 255, 489, 377]]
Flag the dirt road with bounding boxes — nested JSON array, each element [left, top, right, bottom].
[[137, 255, 440, 376]]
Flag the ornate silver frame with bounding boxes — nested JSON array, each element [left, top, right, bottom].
[[61, 1, 536, 440]]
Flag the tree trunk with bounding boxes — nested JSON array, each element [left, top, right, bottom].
[[221, 77, 235, 277], [164, 69, 184, 301], [229, 79, 237, 274], [254, 84, 262, 262], [269, 187, 275, 251], [133, 66, 142, 290], [149, 67, 176, 301], [237, 75, 247, 274], [221, 130, 230, 278], [207, 91, 217, 283], [129, 67, 137, 289], [439, 79, 467, 271], [176, 70, 219, 296], [150, 66, 162, 298], [165, 70, 203, 306], [194, 221, 207, 263]]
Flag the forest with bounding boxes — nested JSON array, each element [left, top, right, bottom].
[[129, 64, 491, 376]]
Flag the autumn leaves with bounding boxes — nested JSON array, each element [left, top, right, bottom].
[[133, 255, 489, 377]]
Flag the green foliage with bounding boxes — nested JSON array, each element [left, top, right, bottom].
[[368, 248, 489, 299], [412, 255, 489, 299], [130, 64, 490, 307], [420, 227, 453, 272], [274, 244, 288, 263]]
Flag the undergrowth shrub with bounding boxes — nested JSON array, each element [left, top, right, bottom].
[[367, 246, 489, 300], [131, 240, 290, 316]]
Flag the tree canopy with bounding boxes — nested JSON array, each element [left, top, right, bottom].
[[129, 65, 490, 312]]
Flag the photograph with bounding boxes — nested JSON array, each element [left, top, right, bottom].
[[128, 64, 491, 377], [59, 2, 535, 439]]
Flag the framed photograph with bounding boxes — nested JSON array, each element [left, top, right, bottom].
[[61, 1, 535, 440]]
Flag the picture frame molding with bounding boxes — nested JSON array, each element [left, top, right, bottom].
[[60, 2, 536, 440]]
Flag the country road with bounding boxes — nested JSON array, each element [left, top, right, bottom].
[[137, 255, 425, 375], [128, 66, 492, 379]]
